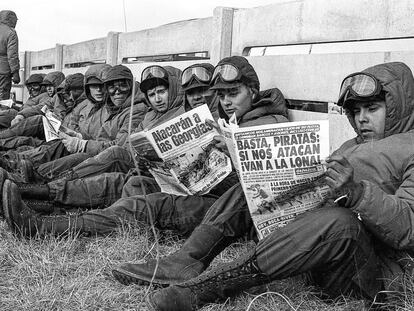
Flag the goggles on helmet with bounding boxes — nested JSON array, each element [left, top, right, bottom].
[[338, 72, 382, 106], [181, 66, 212, 86], [107, 80, 131, 95], [27, 84, 41, 91], [211, 63, 241, 84], [141, 65, 168, 82]]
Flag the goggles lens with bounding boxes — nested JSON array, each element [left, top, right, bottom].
[[27, 84, 41, 91], [107, 81, 130, 95], [181, 66, 212, 86], [141, 66, 168, 82], [211, 64, 240, 83], [338, 73, 379, 103]]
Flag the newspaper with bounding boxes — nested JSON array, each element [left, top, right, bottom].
[[129, 104, 232, 196], [0, 99, 14, 109], [41, 107, 81, 141], [218, 119, 331, 240]]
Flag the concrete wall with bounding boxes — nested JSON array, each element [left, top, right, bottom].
[[12, 0, 414, 149], [30, 48, 55, 68], [117, 17, 212, 63], [63, 37, 107, 66], [231, 0, 414, 55]]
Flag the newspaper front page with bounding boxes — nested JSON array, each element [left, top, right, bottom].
[[0, 99, 14, 109], [42, 107, 82, 141], [219, 119, 331, 240], [130, 104, 232, 196], [42, 109, 62, 142]]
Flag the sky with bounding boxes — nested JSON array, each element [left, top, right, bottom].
[[3, 0, 284, 52]]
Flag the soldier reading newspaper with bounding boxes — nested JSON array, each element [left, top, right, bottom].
[[129, 104, 232, 196], [219, 117, 330, 239]]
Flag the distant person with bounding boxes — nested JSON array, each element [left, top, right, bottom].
[[0, 10, 19, 100], [0, 73, 47, 128]]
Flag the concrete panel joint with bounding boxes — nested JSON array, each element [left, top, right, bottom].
[[211, 7, 235, 64], [107, 31, 120, 66], [55, 44, 64, 71]]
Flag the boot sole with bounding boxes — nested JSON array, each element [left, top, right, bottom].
[[112, 268, 170, 288]]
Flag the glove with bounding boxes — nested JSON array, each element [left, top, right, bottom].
[[12, 71, 20, 84], [11, 114, 24, 126], [62, 136, 88, 153]]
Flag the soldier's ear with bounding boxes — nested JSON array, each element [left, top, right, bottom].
[[251, 90, 258, 101]]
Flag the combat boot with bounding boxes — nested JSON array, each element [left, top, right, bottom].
[[17, 183, 51, 200], [112, 224, 233, 287], [2, 180, 82, 238], [25, 199, 56, 213], [18, 159, 39, 183], [147, 249, 270, 311], [2, 179, 38, 237]]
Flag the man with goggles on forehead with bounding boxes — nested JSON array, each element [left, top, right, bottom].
[[139, 62, 414, 311], [111, 56, 290, 287], [0, 73, 48, 128], [180, 63, 218, 119]]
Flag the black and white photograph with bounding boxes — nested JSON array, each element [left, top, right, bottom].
[[0, 0, 413, 310]]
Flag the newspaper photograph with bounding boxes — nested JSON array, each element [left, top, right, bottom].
[[42, 109, 62, 142], [42, 107, 83, 142], [130, 104, 232, 196], [219, 119, 331, 240]]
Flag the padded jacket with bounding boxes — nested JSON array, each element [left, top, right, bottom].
[[334, 62, 414, 293]]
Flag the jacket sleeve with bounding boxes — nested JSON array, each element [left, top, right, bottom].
[[52, 95, 69, 120], [18, 95, 54, 118], [7, 30, 19, 74], [22, 97, 37, 110], [84, 102, 147, 156], [351, 155, 414, 250]]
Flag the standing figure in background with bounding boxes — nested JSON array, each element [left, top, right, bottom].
[[0, 10, 19, 100]]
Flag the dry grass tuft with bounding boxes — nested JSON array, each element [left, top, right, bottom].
[[0, 220, 378, 311]]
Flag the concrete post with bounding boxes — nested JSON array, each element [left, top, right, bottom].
[[23, 51, 32, 102], [211, 7, 235, 64], [106, 31, 120, 66], [55, 44, 64, 71]]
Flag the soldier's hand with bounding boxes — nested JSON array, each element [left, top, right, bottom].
[[206, 119, 229, 156], [213, 135, 229, 157], [325, 155, 363, 206], [11, 114, 24, 126]]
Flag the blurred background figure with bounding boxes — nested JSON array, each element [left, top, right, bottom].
[[0, 10, 20, 100]]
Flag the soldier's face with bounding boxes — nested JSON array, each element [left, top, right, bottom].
[[27, 83, 41, 98], [89, 84, 105, 103], [147, 85, 169, 113], [185, 87, 212, 109], [46, 85, 55, 97], [217, 84, 253, 119], [352, 100, 386, 141]]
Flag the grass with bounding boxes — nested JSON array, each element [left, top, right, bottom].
[[0, 220, 410, 311]]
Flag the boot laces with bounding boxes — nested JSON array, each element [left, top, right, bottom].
[[180, 251, 269, 306]]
